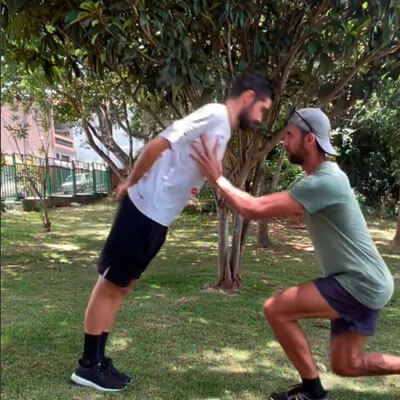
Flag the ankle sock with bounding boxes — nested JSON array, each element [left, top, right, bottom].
[[302, 377, 326, 398], [81, 333, 102, 366]]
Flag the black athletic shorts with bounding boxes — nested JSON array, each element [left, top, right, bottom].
[[98, 195, 168, 287]]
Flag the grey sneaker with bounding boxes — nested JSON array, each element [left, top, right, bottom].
[[71, 359, 127, 392], [270, 384, 329, 400]]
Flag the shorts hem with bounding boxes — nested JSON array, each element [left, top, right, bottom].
[[331, 325, 376, 338], [99, 271, 141, 287]]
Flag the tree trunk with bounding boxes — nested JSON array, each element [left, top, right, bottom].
[[30, 184, 51, 232], [229, 211, 244, 289], [216, 203, 233, 289], [393, 185, 400, 249], [215, 206, 246, 290], [213, 152, 284, 289], [257, 150, 285, 248], [41, 200, 52, 232], [41, 156, 51, 232], [257, 219, 273, 248]]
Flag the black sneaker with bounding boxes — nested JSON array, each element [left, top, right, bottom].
[[270, 384, 329, 400], [103, 356, 132, 385], [71, 359, 127, 392]]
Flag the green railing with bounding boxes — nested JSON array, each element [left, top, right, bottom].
[[1, 154, 111, 200]]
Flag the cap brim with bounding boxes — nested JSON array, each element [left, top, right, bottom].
[[316, 138, 337, 156]]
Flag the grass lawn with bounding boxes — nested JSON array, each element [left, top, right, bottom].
[[1, 198, 399, 400]]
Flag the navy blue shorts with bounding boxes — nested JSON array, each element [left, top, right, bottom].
[[314, 276, 380, 337], [98, 195, 167, 287]]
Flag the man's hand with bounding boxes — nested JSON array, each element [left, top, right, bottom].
[[191, 135, 222, 185], [115, 180, 131, 200]]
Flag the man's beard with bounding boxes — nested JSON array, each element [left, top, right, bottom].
[[287, 149, 305, 165], [238, 106, 254, 130]]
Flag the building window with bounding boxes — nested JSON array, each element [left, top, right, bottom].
[[61, 155, 70, 162], [55, 130, 71, 138], [55, 137, 73, 148], [56, 153, 60, 159]]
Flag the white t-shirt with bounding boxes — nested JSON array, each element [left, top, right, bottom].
[[128, 103, 231, 226]]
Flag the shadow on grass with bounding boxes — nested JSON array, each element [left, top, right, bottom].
[[2, 201, 399, 400]]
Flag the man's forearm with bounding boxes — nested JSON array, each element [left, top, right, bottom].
[[124, 137, 170, 187], [214, 176, 305, 219], [125, 148, 155, 186], [214, 176, 257, 218]]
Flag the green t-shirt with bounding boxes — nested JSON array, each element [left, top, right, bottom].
[[289, 161, 394, 309]]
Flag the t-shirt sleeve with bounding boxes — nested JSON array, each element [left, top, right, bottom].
[[289, 173, 346, 214], [159, 108, 218, 149]]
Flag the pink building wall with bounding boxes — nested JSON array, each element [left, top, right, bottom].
[[1, 104, 75, 161]]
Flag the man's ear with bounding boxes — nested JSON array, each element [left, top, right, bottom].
[[306, 133, 317, 146], [242, 89, 256, 105]]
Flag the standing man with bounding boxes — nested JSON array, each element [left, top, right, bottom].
[[192, 108, 399, 400], [71, 72, 275, 391]]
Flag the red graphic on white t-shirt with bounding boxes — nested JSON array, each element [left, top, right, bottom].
[[191, 187, 199, 196]]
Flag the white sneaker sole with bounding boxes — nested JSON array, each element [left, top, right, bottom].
[[71, 373, 124, 392]]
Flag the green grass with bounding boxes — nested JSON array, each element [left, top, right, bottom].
[[1, 198, 399, 400]]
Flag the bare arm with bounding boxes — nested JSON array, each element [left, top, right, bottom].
[[214, 177, 304, 219], [116, 136, 170, 199], [191, 135, 304, 219]]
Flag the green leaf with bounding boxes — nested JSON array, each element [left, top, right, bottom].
[[65, 11, 93, 28]]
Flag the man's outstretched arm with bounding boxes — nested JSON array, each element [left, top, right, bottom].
[[116, 136, 170, 199], [191, 135, 304, 219], [213, 176, 303, 219]]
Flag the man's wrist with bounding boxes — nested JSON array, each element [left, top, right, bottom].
[[215, 175, 227, 190], [216, 175, 224, 185]]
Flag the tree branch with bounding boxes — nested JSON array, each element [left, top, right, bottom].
[[321, 42, 400, 105], [83, 120, 124, 178]]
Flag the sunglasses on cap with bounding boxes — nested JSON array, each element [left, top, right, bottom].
[[289, 108, 316, 134]]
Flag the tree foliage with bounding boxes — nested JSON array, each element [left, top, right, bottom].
[[2, 0, 400, 285], [335, 78, 400, 211]]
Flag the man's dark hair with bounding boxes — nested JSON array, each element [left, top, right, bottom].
[[228, 72, 275, 101]]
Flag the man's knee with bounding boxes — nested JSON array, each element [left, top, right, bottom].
[[331, 352, 362, 376], [263, 297, 281, 323], [99, 277, 135, 297]]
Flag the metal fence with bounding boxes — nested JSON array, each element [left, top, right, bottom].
[[1, 154, 111, 200]]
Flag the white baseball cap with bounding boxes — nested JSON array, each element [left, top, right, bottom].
[[289, 108, 336, 156]]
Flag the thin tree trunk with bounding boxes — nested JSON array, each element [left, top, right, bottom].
[[230, 211, 244, 289], [257, 219, 273, 248], [257, 150, 285, 248], [41, 200, 52, 232], [129, 134, 133, 168], [216, 203, 233, 289], [41, 157, 51, 232], [393, 184, 400, 249]]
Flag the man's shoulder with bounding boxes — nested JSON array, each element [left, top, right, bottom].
[[312, 162, 347, 181], [294, 163, 349, 191], [189, 103, 227, 120], [180, 103, 229, 134]]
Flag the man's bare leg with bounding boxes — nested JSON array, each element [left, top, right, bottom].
[[85, 276, 136, 334], [330, 331, 400, 376], [264, 281, 340, 379]]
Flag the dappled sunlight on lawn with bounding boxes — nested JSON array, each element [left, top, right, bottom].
[[369, 227, 395, 241], [200, 348, 258, 373], [44, 243, 81, 251], [321, 371, 400, 395], [171, 342, 297, 382], [265, 340, 282, 349], [188, 316, 208, 325], [109, 336, 133, 352], [2, 201, 399, 400]]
